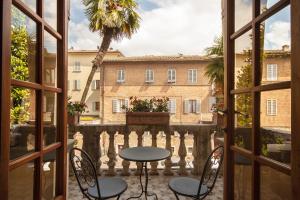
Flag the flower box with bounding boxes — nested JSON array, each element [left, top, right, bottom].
[[126, 112, 170, 126]]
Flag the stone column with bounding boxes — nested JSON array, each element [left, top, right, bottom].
[[106, 131, 116, 176], [121, 130, 130, 176], [135, 130, 144, 175], [150, 128, 159, 175], [178, 131, 188, 175], [164, 128, 173, 176]]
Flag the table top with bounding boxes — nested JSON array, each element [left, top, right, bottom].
[[119, 146, 170, 162]]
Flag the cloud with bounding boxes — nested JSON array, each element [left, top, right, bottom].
[[265, 21, 290, 50], [68, 0, 222, 56]]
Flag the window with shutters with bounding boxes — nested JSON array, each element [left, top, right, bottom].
[[267, 99, 277, 116], [267, 64, 278, 81], [112, 99, 129, 113], [168, 99, 176, 114], [92, 102, 100, 111], [184, 99, 201, 114], [188, 69, 197, 83], [117, 69, 125, 83], [73, 80, 80, 90], [208, 97, 217, 112], [145, 69, 154, 83], [73, 61, 81, 72], [91, 80, 100, 90], [168, 69, 176, 83]]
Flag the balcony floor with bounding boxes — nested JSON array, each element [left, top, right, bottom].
[[68, 172, 223, 200]]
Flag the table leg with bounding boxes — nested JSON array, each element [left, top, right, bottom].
[[126, 162, 158, 200]]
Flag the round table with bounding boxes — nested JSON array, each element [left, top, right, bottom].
[[119, 147, 170, 200]]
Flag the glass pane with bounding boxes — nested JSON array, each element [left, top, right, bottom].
[[9, 162, 35, 200], [235, 30, 252, 89], [44, 31, 57, 87], [234, 93, 252, 150], [42, 151, 57, 199], [260, 165, 291, 199], [20, 0, 37, 12], [11, 6, 37, 82], [261, 0, 280, 13], [260, 89, 291, 164], [44, 0, 57, 30], [234, 153, 252, 200], [44, 92, 57, 146], [260, 6, 291, 85], [10, 87, 36, 160], [235, 0, 252, 31]]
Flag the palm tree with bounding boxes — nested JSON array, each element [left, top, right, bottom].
[[80, 0, 140, 103], [205, 36, 224, 95]]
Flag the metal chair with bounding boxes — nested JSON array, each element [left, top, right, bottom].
[[168, 146, 224, 200], [70, 148, 127, 200]]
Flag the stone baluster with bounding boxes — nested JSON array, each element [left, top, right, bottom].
[[135, 130, 144, 175], [121, 130, 130, 176], [192, 131, 202, 175], [164, 129, 173, 175], [150, 129, 159, 175], [106, 131, 116, 176], [178, 131, 188, 175], [82, 129, 102, 174]]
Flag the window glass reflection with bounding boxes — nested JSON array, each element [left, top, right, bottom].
[[235, 0, 252, 31], [44, 31, 57, 87]]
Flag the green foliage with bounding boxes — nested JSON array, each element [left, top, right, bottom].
[[82, 0, 140, 40], [123, 96, 169, 112], [10, 8, 33, 124], [67, 97, 87, 116], [236, 49, 253, 127], [205, 36, 224, 87]]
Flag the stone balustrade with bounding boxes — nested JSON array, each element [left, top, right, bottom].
[[70, 124, 217, 176]]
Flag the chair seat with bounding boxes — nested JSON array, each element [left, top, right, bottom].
[[169, 177, 209, 197], [87, 177, 127, 199]]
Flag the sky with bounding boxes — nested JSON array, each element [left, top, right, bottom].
[[68, 0, 222, 56]]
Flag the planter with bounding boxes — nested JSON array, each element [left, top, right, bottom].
[[126, 112, 170, 125], [68, 113, 80, 125]]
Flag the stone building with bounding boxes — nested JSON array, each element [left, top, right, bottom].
[[68, 49, 217, 125]]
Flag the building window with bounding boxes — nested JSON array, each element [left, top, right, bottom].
[[168, 69, 176, 83], [117, 69, 125, 83], [92, 102, 100, 111], [267, 64, 278, 81], [188, 69, 197, 83], [168, 99, 176, 114], [112, 99, 129, 113], [73, 80, 80, 90], [145, 69, 154, 83], [91, 80, 100, 90], [184, 99, 201, 114], [208, 97, 217, 112], [73, 61, 81, 72], [267, 99, 277, 116]]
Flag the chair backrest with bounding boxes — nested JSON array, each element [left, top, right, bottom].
[[197, 145, 224, 198], [69, 148, 101, 199]]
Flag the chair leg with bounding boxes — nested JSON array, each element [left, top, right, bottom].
[[116, 195, 120, 200], [173, 191, 180, 200]]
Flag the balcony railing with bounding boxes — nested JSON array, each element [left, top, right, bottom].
[[69, 124, 218, 176]]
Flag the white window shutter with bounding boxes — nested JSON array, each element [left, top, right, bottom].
[[209, 97, 217, 111], [196, 99, 201, 114], [171, 99, 176, 114], [92, 102, 95, 111], [112, 99, 119, 113], [77, 80, 81, 89], [124, 99, 129, 111], [184, 100, 189, 114]]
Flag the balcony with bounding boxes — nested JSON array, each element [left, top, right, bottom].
[[67, 124, 223, 199]]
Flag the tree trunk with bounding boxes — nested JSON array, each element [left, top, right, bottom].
[[80, 28, 113, 103]]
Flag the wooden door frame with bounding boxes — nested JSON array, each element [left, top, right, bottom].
[[0, 0, 68, 199], [223, 0, 300, 199]]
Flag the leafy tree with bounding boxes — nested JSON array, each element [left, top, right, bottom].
[[205, 36, 224, 93], [80, 0, 140, 103], [10, 8, 34, 124]]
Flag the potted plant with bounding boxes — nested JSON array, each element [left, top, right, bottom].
[[67, 97, 87, 125], [122, 96, 170, 125]]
